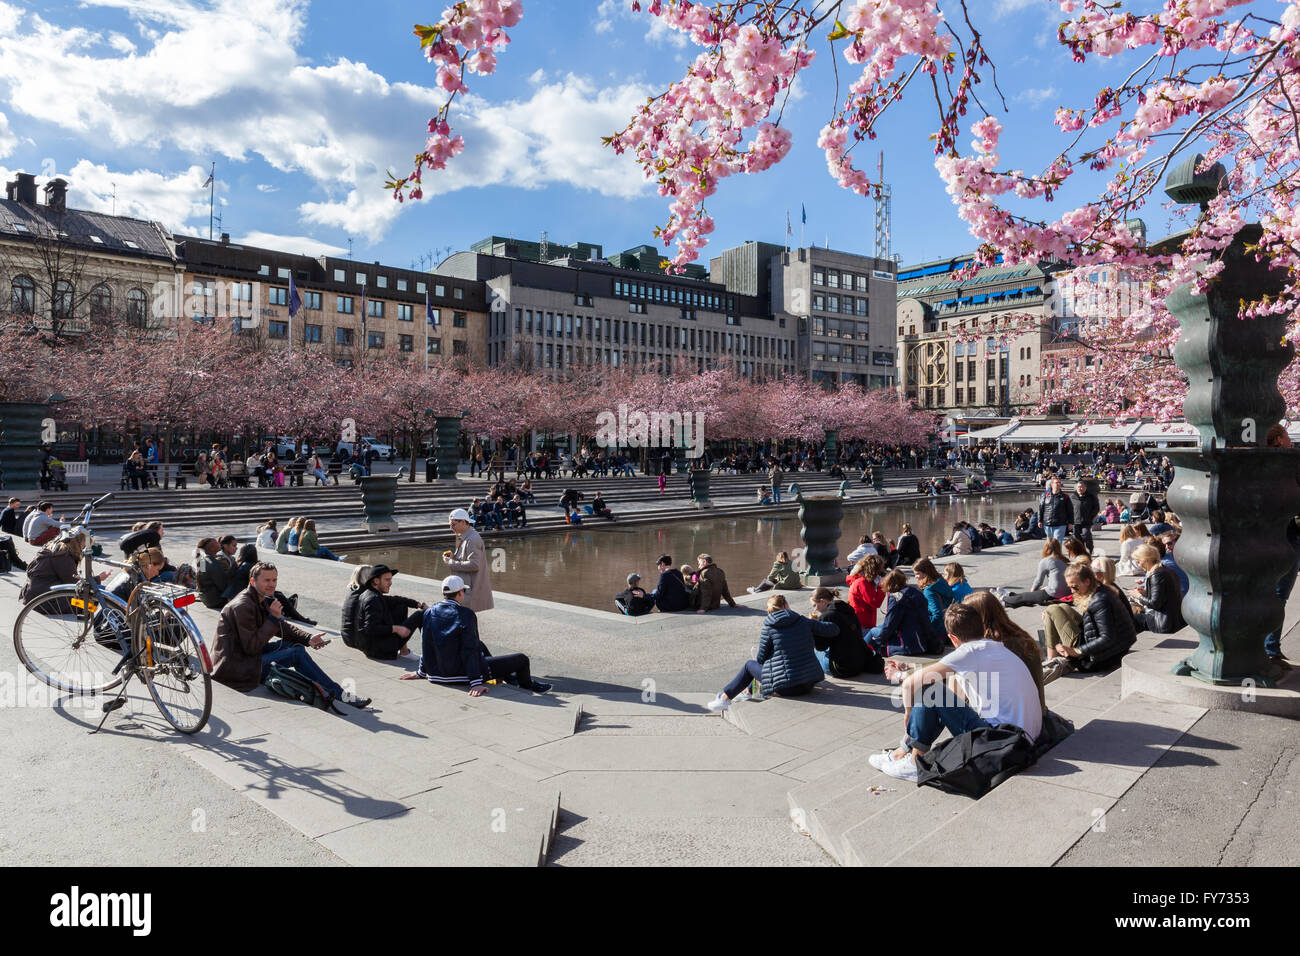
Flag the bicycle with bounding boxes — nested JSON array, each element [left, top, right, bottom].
[[12, 492, 213, 735]]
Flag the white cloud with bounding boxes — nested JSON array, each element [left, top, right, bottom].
[[236, 229, 346, 257], [0, 0, 652, 241], [0, 110, 16, 158], [995, 0, 1046, 15], [61, 159, 213, 232], [594, 0, 688, 48], [1015, 86, 1059, 107], [256, 183, 277, 192]]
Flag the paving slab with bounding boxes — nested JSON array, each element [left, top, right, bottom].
[[577, 714, 743, 736], [525, 734, 805, 772], [558, 771, 797, 819], [840, 785, 969, 867], [548, 812, 833, 866], [182, 734, 410, 839]]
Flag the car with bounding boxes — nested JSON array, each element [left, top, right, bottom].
[[338, 437, 395, 462]]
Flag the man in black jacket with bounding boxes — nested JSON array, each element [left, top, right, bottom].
[[650, 554, 690, 612], [1073, 481, 1101, 551], [354, 565, 426, 659], [1038, 477, 1074, 541], [0, 497, 21, 536]]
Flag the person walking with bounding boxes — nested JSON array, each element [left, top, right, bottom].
[[443, 508, 494, 612]]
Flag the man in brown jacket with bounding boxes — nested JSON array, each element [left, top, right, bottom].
[[442, 508, 494, 612], [213, 562, 370, 708], [695, 553, 738, 614]]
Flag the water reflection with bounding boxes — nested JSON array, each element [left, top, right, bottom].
[[351, 495, 1038, 613]]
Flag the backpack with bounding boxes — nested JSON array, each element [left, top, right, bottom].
[[263, 661, 342, 714], [915, 711, 1075, 799]]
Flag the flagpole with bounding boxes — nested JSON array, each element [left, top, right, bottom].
[[208, 162, 215, 240]]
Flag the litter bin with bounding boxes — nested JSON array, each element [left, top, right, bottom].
[[425, 457, 437, 483]]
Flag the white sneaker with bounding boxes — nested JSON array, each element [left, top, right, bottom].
[[878, 752, 919, 783], [868, 752, 889, 771], [705, 693, 731, 713]]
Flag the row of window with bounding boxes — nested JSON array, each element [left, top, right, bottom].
[[812, 269, 872, 292], [254, 263, 467, 301], [920, 386, 1006, 408], [519, 340, 788, 378], [10, 275, 149, 322], [811, 294, 869, 316], [812, 343, 895, 365], [234, 319, 467, 355], [810, 317, 870, 340], [612, 279, 726, 312], [506, 309, 792, 360]]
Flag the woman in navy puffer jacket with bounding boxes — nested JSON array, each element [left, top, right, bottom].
[[706, 594, 837, 712]]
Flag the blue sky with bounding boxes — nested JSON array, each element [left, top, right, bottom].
[[0, 0, 1197, 270]]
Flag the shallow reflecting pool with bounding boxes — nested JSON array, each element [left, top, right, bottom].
[[349, 494, 1039, 613]]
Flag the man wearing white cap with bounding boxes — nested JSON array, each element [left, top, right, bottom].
[[399, 575, 549, 694], [442, 508, 494, 612]]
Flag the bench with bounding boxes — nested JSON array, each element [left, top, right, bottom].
[[65, 461, 90, 485]]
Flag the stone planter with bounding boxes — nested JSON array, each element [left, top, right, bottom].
[[688, 468, 711, 508], [359, 474, 400, 533], [1163, 222, 1297, 687], [0, 401, 49, 490], [434, 416, 463, 482], [798, 493, 845, 586]]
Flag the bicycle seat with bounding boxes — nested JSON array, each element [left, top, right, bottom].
[[119, 528, 160, 555]]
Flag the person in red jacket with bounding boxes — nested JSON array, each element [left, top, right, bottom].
[[847, 553, 887, 632]]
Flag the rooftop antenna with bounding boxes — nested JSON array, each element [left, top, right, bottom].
[[874, 150, 892, 261], [347, 237, 353, 259], [540, 230, 549, 263]]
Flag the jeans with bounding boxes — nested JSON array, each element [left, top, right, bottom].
[[315, 546, 342, 561], [813, 648, 831, 673], [1046, 524, 1068, 541], [771, 484, 781, 504], [863, 625, 885, 654], [261, 641, 343, 699], [904, 699, 991, 753], [1266, 544, 1300, 657], [723, 660, 763, 699], [1076, 524, 1094, 551]]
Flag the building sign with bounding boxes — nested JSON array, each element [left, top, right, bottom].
[[873, 352, 895, 366]]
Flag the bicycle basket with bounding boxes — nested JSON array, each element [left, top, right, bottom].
[[139, 581, 198, 606]]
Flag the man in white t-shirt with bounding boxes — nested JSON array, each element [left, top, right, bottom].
[[870, 603, 1042, 783]]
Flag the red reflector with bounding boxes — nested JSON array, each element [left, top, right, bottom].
[[199, 644, 213, 672], [173, 593, 197, 608]]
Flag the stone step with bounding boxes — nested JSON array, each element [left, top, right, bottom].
[[786, 690, 1206, 867]]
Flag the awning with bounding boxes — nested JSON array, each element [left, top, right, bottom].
[[964, 421, 1020, 441], [1127, 422, 1200, 443]]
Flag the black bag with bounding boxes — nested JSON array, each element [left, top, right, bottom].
[[263, 661, 342, 714], [916, 712, 1075, 799], [0, 546, 10, 574]]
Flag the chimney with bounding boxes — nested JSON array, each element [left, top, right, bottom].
[[9, 172, 37, 205], [221, 232, 230, 244], [43, 178, 68, 213]]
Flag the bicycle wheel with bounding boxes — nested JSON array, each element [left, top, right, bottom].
[[13, 588, 128, 695], [137, 600, 211, 734]]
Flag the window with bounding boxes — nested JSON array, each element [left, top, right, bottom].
[[453, 339, 467, 355], [429, 337, 442, 355], [305, 291, 322, 310], [11, 275, 35, 313], [367, 300, 384, 318], [454, 287, 464, 299], [268, 287, 288, 306], [127, 287, 147, 326], [377, 276, 388, 289], [355, 273, 367, 286], [813, 294, 825, 311], [336, 327, 354, 346], [629, 302, 647, 314], [956, 363, 964, 382], [398, 303, 413, 322], [454, 312, 467, 328], [337, 296, 354, 314], [856, 275, 868, 292], [268, 321, 288, 340], [429, 308, 441, 326], [827, 271, 840, 289], [827, 295, 839, 313], [90, 284, 112, 319], [575, 293, 593, 307], [399, 334, 414, 352], [333, 269, 345, 282], [397, 279, 407, 292], [856, 298, 868, 316], [304, 324, 322, 343], [258, 265, 270, 276], [277, 267, 290, 279], [435, 284, 446, 297], [813, 269, 826, 286], [53, 280, 74, 318], [367, 331, 385, 349]]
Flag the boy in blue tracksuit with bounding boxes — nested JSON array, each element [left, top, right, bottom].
[[399, 576, 550, 694]]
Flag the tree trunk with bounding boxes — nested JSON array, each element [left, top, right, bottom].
[[162, 422, 173, 490]]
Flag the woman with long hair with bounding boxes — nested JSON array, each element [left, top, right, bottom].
[[297, 518, 345, 562], [963, 591, 1046, 714], [1002, 537, 1072, 608], [1116, 522, 1147, 576], [846, 553, 887, 632]]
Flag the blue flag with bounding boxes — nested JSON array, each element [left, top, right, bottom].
[[426, 289, 438, 326], [801, 203, 807, 225], [288, 274, 302, 318]]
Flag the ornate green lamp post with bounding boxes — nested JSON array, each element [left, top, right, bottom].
[[1161, 155, 1300, 687], [797, 491, 845, 586]]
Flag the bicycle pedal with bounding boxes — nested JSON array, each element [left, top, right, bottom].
[[102, 696, 128, 714]]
